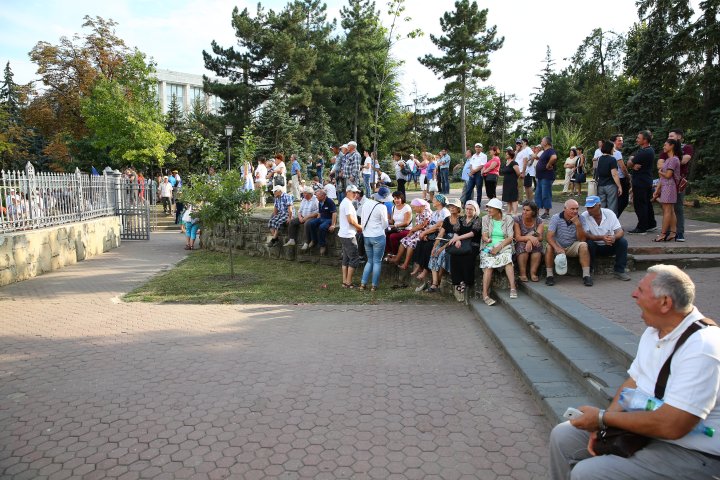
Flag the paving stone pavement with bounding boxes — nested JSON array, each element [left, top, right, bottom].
[[548, 266, 720, 336], [0, 233, 550, 479]]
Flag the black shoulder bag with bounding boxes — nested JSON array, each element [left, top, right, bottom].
[[595, 318, 716, 458]]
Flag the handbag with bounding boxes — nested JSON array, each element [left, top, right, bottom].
[[573, 170, 587, 183], [594, 318, 716, 458], [677, 177, 688, 193], [484, 174, 498, 182], [446, 238, 471, 255]]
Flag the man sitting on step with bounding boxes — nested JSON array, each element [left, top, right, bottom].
[[579, 195, 631, 281], [545, 199, 593, 287], [285, 187, 319, 248], [549, 265, 720, 479]]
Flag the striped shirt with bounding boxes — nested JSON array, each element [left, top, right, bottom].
[[548, 212, 580, 248]]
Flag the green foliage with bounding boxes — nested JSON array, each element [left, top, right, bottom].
[[180, 170, 258, 277], [419, 0, 504, 153], [81, 51, 174, 169], [254, 91, 301, 159]]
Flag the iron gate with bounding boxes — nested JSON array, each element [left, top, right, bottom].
[[116, 179, 151, 240]]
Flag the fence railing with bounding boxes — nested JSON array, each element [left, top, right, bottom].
[[1, 163, 117, 235]]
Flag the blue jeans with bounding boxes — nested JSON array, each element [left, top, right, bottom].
[[308, 217, 332, 246], [471, 173, 484, 204], [439, 168, 450, 194], [363, 173, 372, 196], [586, 237, 628, 273], [535, 178, 553, 210], [361, 235, 386, 287]]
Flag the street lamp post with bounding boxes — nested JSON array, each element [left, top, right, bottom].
[[224, 125, 234, 170], [546, 109, 557, 144]]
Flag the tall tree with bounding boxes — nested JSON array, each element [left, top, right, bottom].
[[254, 91, 301, 159], [419, 0, 504, 154]]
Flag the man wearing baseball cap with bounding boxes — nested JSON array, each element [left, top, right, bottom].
[[285, 186, 319, 248], [579, 195, 631, 281]]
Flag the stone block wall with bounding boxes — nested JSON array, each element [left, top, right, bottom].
[[0, 217, 121, 287]]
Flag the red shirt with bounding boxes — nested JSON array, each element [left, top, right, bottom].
[[484, 156, 501, 176]]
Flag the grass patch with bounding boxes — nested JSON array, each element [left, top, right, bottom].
[[124, 251, 451, 305]]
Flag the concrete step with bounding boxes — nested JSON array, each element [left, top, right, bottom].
[[628, 245, 720, 255], [468, 282, 640, 425], [632, 253, 720, 270]]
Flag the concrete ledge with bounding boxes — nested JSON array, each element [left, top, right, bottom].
[[0, 217, 121, 287]]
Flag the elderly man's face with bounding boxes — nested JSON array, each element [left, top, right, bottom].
[[315, 191, 326, 201], [563, 200, 579, 219], [632, 273, 665, 327], [304, 192, 314, 200]]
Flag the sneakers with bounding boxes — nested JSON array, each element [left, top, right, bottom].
[[300, 242, 309, 250], [675, 234, 685, 242], [628, 228, 647, 234], [540, 213, 550, 220], [415, 282, 430, 293], [614, 271, 631, 281], [545, 276, 555, 286], [307, 241, 315, 248], [283, 239, 296, 247], [583, 276, 594, 287]]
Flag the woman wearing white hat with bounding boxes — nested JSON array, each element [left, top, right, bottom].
[[480, 198, 517, 305]]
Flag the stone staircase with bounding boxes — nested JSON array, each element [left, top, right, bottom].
[[152, 204, 181, 232], [468, 281, 638, 428]]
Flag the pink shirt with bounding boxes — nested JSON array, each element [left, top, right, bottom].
[[484, 156, 501, 176]]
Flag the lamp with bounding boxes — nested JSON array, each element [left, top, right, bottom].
[[546, 109, 557, 144], [224, 125, 234, 170]]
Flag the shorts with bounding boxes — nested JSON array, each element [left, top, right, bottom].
[[524, 175, 534, 188], [185, 222, 200, 240], [562, 241, 585, 257], [340, 236, 360, 268]]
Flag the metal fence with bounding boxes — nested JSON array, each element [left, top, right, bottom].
[[1, 163, 116, 235]]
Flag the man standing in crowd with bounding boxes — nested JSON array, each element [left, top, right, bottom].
[[343, 141, 362, 190], [658, 129, 693, 242], [592, 139, 603, 179], [611, 134, 631, 217], [469, 142, 488, 205], [334, 144, 347, 203], [438, 148, 451, 194], [516, 138, 533, 202], [285, 187, 319, 247], [254, 158, 268, 207], [338, 185, 363, 288], [306, 188, 337, 256], [550, 265, 720, 479], [580, 195, 631, 281], [545, 199, 593, 287], [627, 130, 658, 234], [460, 149, 473, 205], [290, 154, 302, 201], [535, 136, 557, 220], [159, 176, 173, 215]]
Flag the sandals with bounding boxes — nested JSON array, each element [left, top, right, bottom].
[[483, 296, 496, 306], [426, 284, 439, 293], [359, 285, 366, 291], [518, 276, 529, 282], [665, 231, 676, 242], [530, 275, 540, 282], [652, 232, 668, 242], [342, 283, 356, 289], [370, 286, 377, 292]]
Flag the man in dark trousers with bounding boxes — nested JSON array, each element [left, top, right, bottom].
[[627, 130, 657, 233]]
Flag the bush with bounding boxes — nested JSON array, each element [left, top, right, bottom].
[[691, 175, 720, 197]]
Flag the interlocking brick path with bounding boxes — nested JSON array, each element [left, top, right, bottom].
[[0, 233, 550, 479]]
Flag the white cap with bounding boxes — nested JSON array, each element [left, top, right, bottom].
[[554, 254, 568, 276], [347, 141, 357, 147], [341, 144, 348, 149], [272, 185, 285, 193], [474, 143, 483, 148]]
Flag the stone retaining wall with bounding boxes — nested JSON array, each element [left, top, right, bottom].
[[0, 217, 121, 287], [204, 216, 633, 297]]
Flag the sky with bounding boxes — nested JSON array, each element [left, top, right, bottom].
[[0, 0, 700, 113]]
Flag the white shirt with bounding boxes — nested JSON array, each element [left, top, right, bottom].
[[613, 150, 626, 179], [394, 161, 407, 180], [274, 161, 286, 176], [392, 204, 412, 230], [593, 148, 603, 160], [338, 197, 358, 238], [628, 307, 720, 455], [255, 164, 267, 184], [324, 183, 337, 199], [360, 199, 389, 237], [517, 146, 533, 174], [298, 196, 319, 219], [470, 152, 488, 171], [379, 172, 391, 184], [580, 208, 622, 245], [159, 182, 173, 198], [362, 157, 373, 175]]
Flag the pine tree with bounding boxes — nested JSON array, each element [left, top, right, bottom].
[[254, 91, 301, 159], [419, 0, 504, 154], [1, 62, 21, 122]]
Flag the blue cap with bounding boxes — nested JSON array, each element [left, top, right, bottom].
[[377, 186, 390, 198], [585, 195, 601, 208]]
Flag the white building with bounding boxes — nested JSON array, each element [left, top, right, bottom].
[[154, 68, 225, 114]]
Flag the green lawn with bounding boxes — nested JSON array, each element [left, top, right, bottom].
[[124, 251, 452, 305]]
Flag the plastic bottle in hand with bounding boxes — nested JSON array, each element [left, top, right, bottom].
[[619, 388, 715, 437], [482, 244, 493, 254]]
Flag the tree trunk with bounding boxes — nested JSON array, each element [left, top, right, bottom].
[[460, 74, 467, 154], [226, 219, 235, 278]]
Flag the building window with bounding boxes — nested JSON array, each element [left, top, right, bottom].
[[209, 95, 224, 114], [166, 84, 184, 112], [189, 86, 205, 109]]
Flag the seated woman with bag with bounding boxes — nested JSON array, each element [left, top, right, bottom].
[[413, 194, 450, 288], [384, 191, 412, 260], [428, 198, 462, 293], [480, 197, 517, 306], [446, 200, 482, 302], [391, 198, 432, 270], [513, 200, 544, 282]]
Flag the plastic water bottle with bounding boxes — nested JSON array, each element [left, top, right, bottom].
[[482, 244, 493, 254], [618, 388, 715, 437]]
